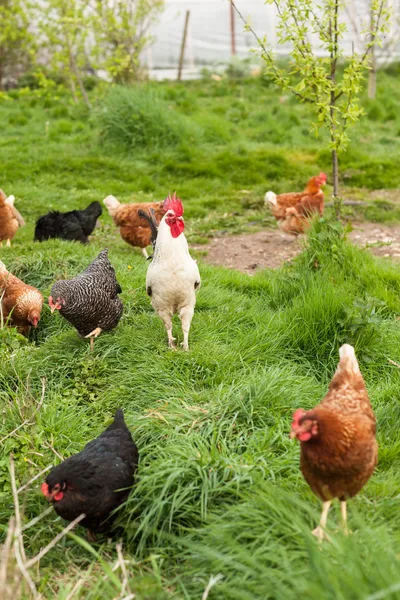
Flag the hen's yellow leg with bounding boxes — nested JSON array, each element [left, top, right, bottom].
[[312, 500, 331, 542]]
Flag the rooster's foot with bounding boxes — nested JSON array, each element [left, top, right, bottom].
[[180, 341, 189, 351]]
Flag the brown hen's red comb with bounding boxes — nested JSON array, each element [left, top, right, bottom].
[[163, 192, 183, 217], [319, 172, 327, 182], [292, 408, 306, 427]]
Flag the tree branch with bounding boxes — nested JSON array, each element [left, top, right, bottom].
[[229, 0, 314, 103]]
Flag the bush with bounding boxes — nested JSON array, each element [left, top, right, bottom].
[[97, 85, 202, 151]]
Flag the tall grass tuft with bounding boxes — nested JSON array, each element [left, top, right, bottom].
[[97, 86, 202, 151]]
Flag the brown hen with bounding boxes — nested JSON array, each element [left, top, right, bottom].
[[103, 195, 165, 257], [290, 344, 378, 541], [0, 260, 43, 334], [0, 189, 25, 246], [265, 173, 326, 235]]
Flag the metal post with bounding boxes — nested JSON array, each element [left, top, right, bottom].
[[177, 10, 190, 81], [230, 3, 236, 55]]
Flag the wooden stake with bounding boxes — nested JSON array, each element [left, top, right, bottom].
[[178, 10, 190, 81], [230, 2, 236, 56]]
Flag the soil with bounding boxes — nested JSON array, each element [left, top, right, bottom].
[[193, 222, 400, 275]]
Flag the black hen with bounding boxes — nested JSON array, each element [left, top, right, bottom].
[[49, 249, 123, 348], [34, 201, 102, 244], [41, 409, 138, 539]]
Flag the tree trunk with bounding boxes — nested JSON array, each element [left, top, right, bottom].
[[368, 6, 377, 100], [0, 54, 4, 91], [368, 47, 377, 99], [332, 148, 341, 220], [65, 22, 91, 109], [329, 0, 341, 220], [68, 73, 79, 104], [330, 100, 341, 220]]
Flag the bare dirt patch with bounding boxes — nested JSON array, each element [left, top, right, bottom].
[[193, 222, 400, 274]]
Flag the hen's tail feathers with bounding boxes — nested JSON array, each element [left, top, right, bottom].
[[112, 409, 126, 429], [138, 208, 158, 248], [84, 200, 103, 217], [265, 191, 277, 206], [339, 344, 360, 373], [330, 343, 364, 390], [103, 195, 120, 215], [4, 195, 25, 226]]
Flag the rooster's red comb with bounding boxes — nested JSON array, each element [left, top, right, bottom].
[[163, 192, 183, 217]]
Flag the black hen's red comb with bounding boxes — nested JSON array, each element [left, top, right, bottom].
[[163, 192, 183, 217]]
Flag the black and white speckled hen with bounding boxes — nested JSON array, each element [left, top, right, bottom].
[[41, 409, 139, 540], [49, 248, 123, 349]]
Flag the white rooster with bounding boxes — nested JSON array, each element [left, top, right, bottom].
[[145, 193, 201, 351]]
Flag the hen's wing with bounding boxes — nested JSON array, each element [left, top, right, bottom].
[[267, 192, 304, 219], [293, 194, 324, 217], [72, 411, 138, 494]]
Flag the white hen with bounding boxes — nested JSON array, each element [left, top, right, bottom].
[[145, 193, 200, 351]]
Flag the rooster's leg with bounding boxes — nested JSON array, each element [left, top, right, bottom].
[[159, 311, 176, 349], [141, 247, 149, 259], [312, 500, 331, 542], [340, 501, 349, 535], [179, 306, 194, 352], [85, 327, 102, 351], [167, 327, 176, 350]]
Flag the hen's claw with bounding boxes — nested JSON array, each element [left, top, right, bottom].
[[85, 327, 102, 352], [312, 526, 326, 543], [85, 327, 102, 339], [87, 530, 97, 543]]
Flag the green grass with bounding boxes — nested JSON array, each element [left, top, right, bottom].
[[1, 73, 400, 598]]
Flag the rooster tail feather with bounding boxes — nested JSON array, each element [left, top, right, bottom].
[[138, 208, 158, 246], [265, 191, 277, 206]]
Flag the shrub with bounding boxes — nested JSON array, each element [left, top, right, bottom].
[[97, 85, 202, 151]]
